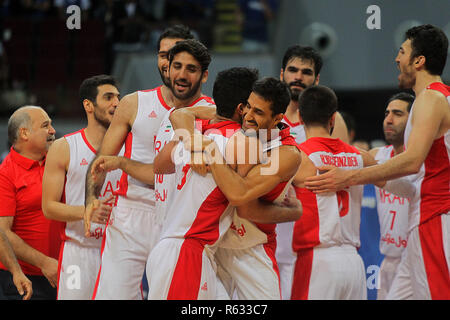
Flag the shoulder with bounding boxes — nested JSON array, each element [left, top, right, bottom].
[[46, 138, 70, 166]]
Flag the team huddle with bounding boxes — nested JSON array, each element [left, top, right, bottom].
[[0, 23, 449, 300]]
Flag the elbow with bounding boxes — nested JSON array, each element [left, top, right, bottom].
[[228, 195, 248, 207], [41, 203, 53, 219]]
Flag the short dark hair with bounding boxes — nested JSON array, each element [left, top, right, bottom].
[[252, 77, 291, 116], [168, 39, 211, 72], [405, 24, 448, 76], [298, 85, 338, 127], [282, 45, 323, 75], [157, 24, 194, 52], [213, 67, 259, 119], [79, 75, 117, 106], [387, 92, 415, 112]]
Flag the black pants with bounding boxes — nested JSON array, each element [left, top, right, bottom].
[[0, 269, 56, 300]]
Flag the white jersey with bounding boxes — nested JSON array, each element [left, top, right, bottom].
[[160, 120, 241, 249], [115, 86, 171, 205], [218, 124, 298, 250], [282, 116, 307, 144], [294, 137, 364, 251], [374, 145, 410, 257], [154, 97, 215, 225], [404, 82, 450, 230], [62, 129, 123, 247]]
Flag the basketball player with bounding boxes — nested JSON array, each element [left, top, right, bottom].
[[42, 75, 121, 300], [369, 92, 414, 299], [84, 38, 213, 300], [305, 24, 450, 300], [146, 69, 302, 299], [277, 44, 350, 299]]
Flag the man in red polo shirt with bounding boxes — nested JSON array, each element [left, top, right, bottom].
[[0, 106, 60, 300]]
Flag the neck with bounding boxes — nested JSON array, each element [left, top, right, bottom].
[[412, 72, 442, 96], [84, 121, 108, 151], [210, 114, 234, 124], [304, 125, 331, 139], [161, 85, 202, 109], [284, 100, 300, 124], [13, 144, 46, 162], [392, 143, 404, 155]]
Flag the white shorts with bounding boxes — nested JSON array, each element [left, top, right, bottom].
[[93, 197, 162, 300], [275, 221, 296, 300], [385, 249, 413, 300], [146, 238, 217, 300], [57, 240, 101, 300], [377, 255, 402, 300], [403, 213, 450, 299], [292, 244, 367, 300], [215, 242, 281, 300]]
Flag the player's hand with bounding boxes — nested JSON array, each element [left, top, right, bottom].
[[304, 165, 349, 193], [12, 270, 33, 300], [190, 151, 210, 176], [90, 195, 114, 225], [40, 257, 58, 288], [84, 199, 100, 237], [91, 156, 122, 181]]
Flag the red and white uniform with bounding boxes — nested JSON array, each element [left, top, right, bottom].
[[373, 145, 411, 299], [400, 82, 450, 300], [146, 120, 240, 300], [276, 116, 306, 299], [291, 137, 366, 300], [93, 86, 171, 300], [154, 98, 215, 226], [57, 129, 122, 300], [215, 124, 298, 300]]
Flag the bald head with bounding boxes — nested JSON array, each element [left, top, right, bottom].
[[8, 106, 46, 146]]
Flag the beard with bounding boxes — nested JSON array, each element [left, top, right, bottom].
[[171, 78, 202, 101], [285, 79, 307, 101], [93, 108, 111, 130], [398, 62, 416, 89], [158, 67, 171, 87]]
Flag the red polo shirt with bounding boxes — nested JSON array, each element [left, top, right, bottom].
[[0, 147, 62, 275]]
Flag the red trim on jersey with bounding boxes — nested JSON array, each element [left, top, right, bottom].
[[156, 86, 172, 111], [188, 95, 215, 107], [427, 82, 450, 95], [300, 137, 360, 156], [292, 186, 321, 250], [283, 115, 300, 127], [420, 136, 450, 224], [63, 129, 83, 138], [202, 120, 241, 137], [291, 247, 313, 300], [80, 129, 97, 154], [418, 215, 450, 299], [115, 132, 133, 196], [167, 239, 205, 299]]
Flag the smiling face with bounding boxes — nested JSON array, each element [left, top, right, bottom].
[[280, 57, 319, 101], [241, 92, 282, 133], [395, 39, 417, 89], [383, 99, 410, 146], [168, 51, 207, 101], [26, 108, 56, 153], [158, 37, 184, 87]]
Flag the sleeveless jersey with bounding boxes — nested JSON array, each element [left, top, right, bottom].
[[160, 120, 241, 249], [115, 86, 171, 205], [154, 97, 215, 224], [374, 145, 410, 257], [293, 137, 364, 251], [62, 129, 123, 247], [218, 124, 299, 250], [404, 82, 450, 229]]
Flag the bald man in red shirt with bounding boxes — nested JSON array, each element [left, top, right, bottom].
[[0, 106, 61, 300]]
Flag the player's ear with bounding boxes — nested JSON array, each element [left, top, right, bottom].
[[273, 113, 284, 126], [201, 70, 209, 84], [83, 99, 94, 113], [329, 112, 337, 133], [279, 68, 284, 81], [314, 73, 320, 85]]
